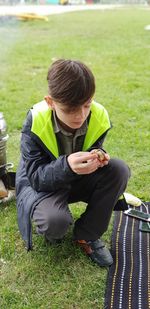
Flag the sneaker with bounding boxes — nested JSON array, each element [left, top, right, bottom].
[[75, 239, 113, 267]]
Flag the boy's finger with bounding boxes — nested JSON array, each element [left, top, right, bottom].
[[74, 153, 97, 163], [104, 153, 110, 160]]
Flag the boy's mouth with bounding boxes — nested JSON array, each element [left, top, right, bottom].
[[73, 121, 83, 125]]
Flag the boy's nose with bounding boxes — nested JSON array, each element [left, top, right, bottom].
[[75, 108, 85, 120]]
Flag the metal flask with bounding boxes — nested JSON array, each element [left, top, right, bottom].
[[0, 112, 9, 176]]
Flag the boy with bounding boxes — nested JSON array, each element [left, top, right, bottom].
[[16, 59, 130, 267]]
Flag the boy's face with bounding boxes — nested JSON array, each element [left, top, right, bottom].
[[45, 96, 92, 131]]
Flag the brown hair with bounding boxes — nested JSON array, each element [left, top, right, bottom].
[[47, 59, 95, 108]]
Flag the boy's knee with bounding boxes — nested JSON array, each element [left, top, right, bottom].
[[45, 209, 73, 239], [109, 158, 130, 182]]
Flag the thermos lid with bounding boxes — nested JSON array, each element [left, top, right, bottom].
[[0, 112, 8, 140]]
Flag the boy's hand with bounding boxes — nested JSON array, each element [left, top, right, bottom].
[[67, 151, 110, 175], [90, 149, 110, 167]]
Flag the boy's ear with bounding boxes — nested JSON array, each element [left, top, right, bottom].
[[44, 96, 55, 109]]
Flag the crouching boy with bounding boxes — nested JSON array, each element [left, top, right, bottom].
[[16, 59, 130, 267]]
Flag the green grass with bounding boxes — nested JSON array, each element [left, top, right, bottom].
[[0, 6, 150, 308]]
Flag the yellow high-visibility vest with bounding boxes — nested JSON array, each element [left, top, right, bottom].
[[31, 100, 111, 158]]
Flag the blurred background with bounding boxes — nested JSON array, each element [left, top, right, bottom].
[[0, 0, 149, 6]]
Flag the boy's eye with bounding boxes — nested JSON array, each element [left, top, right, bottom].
[[61, 108, 74, 114]]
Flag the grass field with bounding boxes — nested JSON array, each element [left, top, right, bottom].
[[0, 6, 150, 308]]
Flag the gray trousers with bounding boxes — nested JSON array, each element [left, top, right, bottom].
[[32, 159, 130, 241]]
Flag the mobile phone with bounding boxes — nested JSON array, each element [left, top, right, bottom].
[[139, 221, 150, 233], [124, 208, 150, 222]]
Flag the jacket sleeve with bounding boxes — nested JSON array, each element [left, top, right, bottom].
[[21, 112, 79, 192]]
